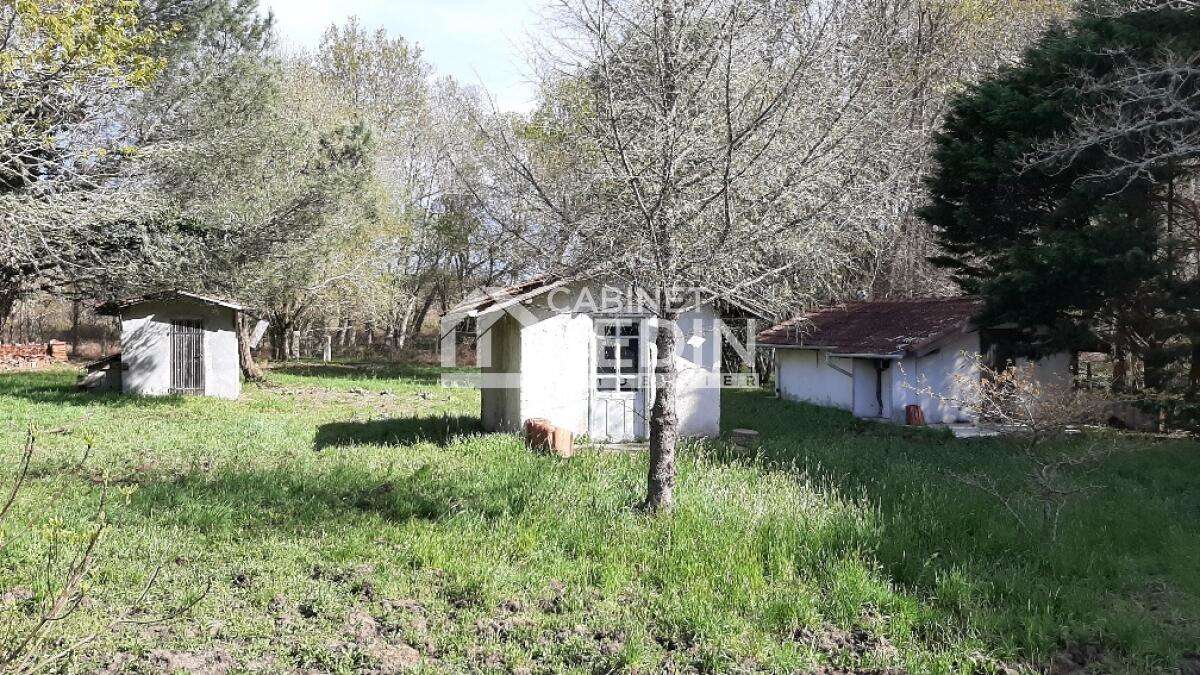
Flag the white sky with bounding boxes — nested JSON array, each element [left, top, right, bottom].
[[260, 0, 542, 112]]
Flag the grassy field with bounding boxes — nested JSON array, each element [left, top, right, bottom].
[[0, 364, 1197, 673]]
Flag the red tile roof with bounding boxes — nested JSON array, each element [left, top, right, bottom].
[[758, 296, 982, 357]]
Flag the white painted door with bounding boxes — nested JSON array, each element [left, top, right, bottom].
[[589, 318, 648, 442]]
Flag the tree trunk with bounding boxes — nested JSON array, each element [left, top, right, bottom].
[[644, 313, 680, 513], [395, 294, 419, 350], [70, 300, 81, 355], [269, 321, 289, 361], [409, 290, 439, 341], [0, 287, 16, 340], [289, 330, 302, 360], [643, 0, 682, 513], [1189, 325, 1200, 400], [1112, 319, 1130, 394], [236, 313, 264, 381]]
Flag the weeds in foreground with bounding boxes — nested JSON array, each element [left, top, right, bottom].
[[0, 427, 206, 673], [0, 368, 1196, 673], [915, 355, 1123, 541]]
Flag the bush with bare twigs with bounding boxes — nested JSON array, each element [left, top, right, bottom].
[[0, 428, 206, 673], [919, 356, 1118, 541]]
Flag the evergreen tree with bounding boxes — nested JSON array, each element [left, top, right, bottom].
[[923, 4, 1200, 417]]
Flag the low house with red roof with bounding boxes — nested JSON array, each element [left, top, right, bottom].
[[758, 297, 1072, 425]]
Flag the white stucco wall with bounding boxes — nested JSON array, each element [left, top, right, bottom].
[[119, 300, 241, 400], [666, 305, 722, 438], [853, 359, 896, 419], [852, 359, 874, 418], [776, 349, 855, 411], [519, 310, 593, 435], [475, 282, 724, 440], [889, 330, 981, 424], [880, 364, 894, 420], [480, 314, 522, 432], [1015, 351, 1074, 393], [774, 329, 1078, 426], [775, 330, 979, 423]]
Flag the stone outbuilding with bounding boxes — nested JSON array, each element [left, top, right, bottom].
[[96, 291, 244, 399]]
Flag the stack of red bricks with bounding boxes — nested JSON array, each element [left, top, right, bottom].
[[523, 418, 575, 458], [47, 340, 68, 361], [0, 341, 69, 369]]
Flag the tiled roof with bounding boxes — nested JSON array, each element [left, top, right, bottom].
[[96, 290, 244, 316], [758, 296, 981, 357], [447, 275, 569, 318]]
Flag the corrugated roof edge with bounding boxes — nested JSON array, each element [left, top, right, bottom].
[[756, 296, 981, 356], [95, 290, 245, 316]]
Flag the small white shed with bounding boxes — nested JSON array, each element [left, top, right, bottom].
[[761, 297, 1008, 424], [448, 278, 740, 443], [96, 291, 243, 400]]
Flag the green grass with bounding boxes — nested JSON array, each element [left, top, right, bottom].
[[0, 364, 1197, 673]]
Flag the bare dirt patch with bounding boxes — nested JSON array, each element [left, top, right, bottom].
[[146, 647, 237, 675], [1047, 643, 1108, 674], [336, 607, 425, 673], [791, 624, 905, 674]]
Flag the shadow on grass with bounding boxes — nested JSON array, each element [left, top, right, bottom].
[[126, 455, 538, 531], [314, 415, 482, 450], [0, 372, 187, 409], [719, 388, 1200, 665], [268, 361, 443, 384]]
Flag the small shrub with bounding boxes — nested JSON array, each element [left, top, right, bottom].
[[920, 355, 1119, 540]]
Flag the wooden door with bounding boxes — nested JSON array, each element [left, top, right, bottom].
[[589, 318, 648, 442], [170, 319, 205, 395]]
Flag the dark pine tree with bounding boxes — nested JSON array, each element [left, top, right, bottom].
[[922, 5, 1200, 422]]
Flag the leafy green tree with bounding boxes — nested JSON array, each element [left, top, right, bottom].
[[0, 0, 168, 329], [314, 20, 524, 347], [0, 0, 276, 329], [146, 48, 374, 372]]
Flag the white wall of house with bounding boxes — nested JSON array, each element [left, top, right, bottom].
[[776, 349, 854, 411], [1015, 351, 1074, 393], [669, 306, 723, 438], [852, 359, 894, 419], [520, 309, 593, 435], [480, 314, 522, 432], [776, 330, 979, 424], [476, 282, 724, 440], [773, 327, 1078, 426], [889, 329, 981, 424], [119, 300, 240, 400], [881, 364, 894, 419], [851, 359, 874, 418]]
